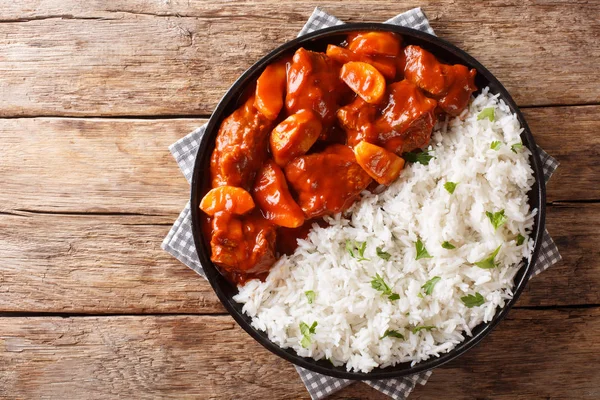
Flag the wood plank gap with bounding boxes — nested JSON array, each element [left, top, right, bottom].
[[0, 114, 213, 120], [0, 312, 231, 318], [12, 208, 171, 218], [513, 304, 600, 311], [548, 199, 600, 205], [0, 15, 118, 23]]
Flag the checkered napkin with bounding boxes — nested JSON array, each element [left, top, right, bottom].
[[162, 7, 562, 399]]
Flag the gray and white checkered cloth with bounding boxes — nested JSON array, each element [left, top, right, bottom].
[[162, 7, 562, 399]]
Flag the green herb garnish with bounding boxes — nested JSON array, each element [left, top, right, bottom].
[[486, 210, 507, 231], [346, 240, 369, 261], [511, 142, 523, 153], [381, 330, 405, 340], [461, 292, 485, 308], [371, 273, 400, 301], [478, 107, 495, 122], [299, 321, 318, 348], [442, 241, 456, 249], [415, 238, 433, 260], [403, 150, 434, 165], [474, 245, 502, 269], [411, 325, 436, 334], [305, 290, 315, 304], [490, 140, 502, 150], [376, 247, 391, 261], [421, 276, 441, 296], [444, 181, 458, 194], [516, 234, 526, 246]]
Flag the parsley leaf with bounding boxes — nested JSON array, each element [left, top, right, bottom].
[[444, 181, 458, 194], [300, 336, 311, 348], [299, 321, 318, 348], [421, 276, 441, 296], [376, 247, 391, 261], [381, 330, 405, 340], [511, 142, 523, 153], [345, 240, 354, 257], [411, 325, 436, 334], [486, 210, 507, 231], [461, 292, 485, 308], [442, 241, 456, 249], [490, 140, 502, 150], [516, 234, 526, 246], [371, 273, 390, 293], [474, 245, 502, 269], [346, 240, 369, 261], [415, 238, 433, 260], [305, 290, 315, 304], [477, 107, 495, 121], [403, 150, 434, 165], [370, 273, 400, 301], [357, 241, 368, 260]]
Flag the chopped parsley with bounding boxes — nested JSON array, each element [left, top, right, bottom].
[[376, 247, 392, 261], [442, 241, 456, 249], [490, 140, 502, 150], [516, 234, 526, 246], [411, 325, 436, 334], [474, 245, 502, 269], [299, 321, 318, 348], [511, 142, 524, 153], [305, 290, 315, 304], [415, 238, 433, 260], [381, 330, 405, 340], [421, 276, 441, 296], [486, 209, 507, 231], [461, 292, 485, 308], [403, 150, 434, 165], [477, 107, 495, 121], [346, 240, 369, 261], [444, 181, 458, 194], [371, 273, 400, 301]]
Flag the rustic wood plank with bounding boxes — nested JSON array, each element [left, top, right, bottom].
[[525, 105, 600, 203], [0, 203, 597, 314], [0, 211, 225, 314], [0, 107, 597, 217], [0, 1, 598, 117], [0, 118, 199, 215], [0, 309, 598, 399]]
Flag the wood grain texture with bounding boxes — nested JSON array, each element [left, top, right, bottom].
[[0, 107, 597, 218], [0, 211, 223, 314], [0, 118, 199, 215], [0, 203, 598, 314], [0, 0, 598, 117], [0, 309, 598, 399]]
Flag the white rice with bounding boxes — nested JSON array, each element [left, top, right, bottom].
[[233, 88, 536, 373]]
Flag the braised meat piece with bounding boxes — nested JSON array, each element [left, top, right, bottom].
[[284, 144, 372, 219], [404, 45, 477, 116], [210, 95, 274, 190], [336, 96, 378, 146], [286, 48, 343, 126], [253, 160, 305, 228], [375, 80, 437, 154], [210, 211, 277, 283], [436, 64, 477, 116]]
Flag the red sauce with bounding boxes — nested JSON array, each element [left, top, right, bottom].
[[200, 32, 478, 285]]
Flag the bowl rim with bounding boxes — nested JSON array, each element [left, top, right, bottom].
[[190, 22, 547, 380]]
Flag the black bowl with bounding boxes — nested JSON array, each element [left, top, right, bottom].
[[190, 23, 546, 380]]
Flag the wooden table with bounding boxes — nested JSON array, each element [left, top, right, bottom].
[[1, 1, 599, 399]]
